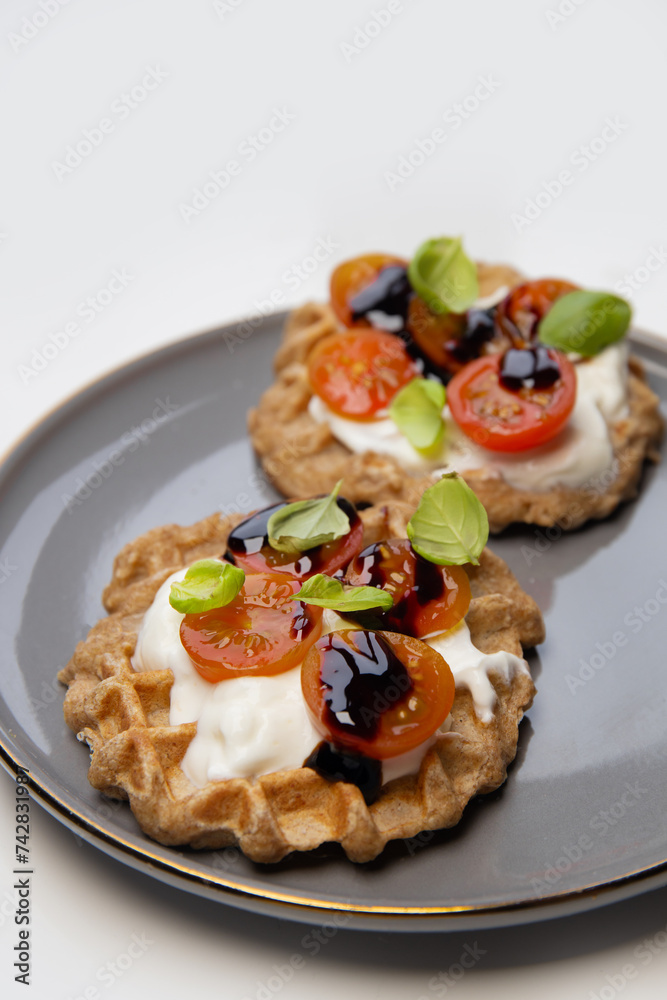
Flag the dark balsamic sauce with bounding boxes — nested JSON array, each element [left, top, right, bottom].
[[289, 606, 319, 643], [303, 741, 382, 805], [344, 264, 503, 378], [344, 541, 445, 636], [318, 631, 412, 741], [499, 345, 561, 391], [225, 497, 360, 576], [349, 265, 412, 330], [405, 306, 500, 383], [225, 502, 283, 557], [399, 555, 445, 610], [447, 307, 497, 364]]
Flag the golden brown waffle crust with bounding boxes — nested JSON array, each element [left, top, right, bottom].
[[59, 501, 544, 864], [247, 263, 664, 532]]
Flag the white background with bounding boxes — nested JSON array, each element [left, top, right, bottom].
[[1, 0, 667, 997]]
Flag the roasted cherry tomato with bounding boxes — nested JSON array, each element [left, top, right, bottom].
[[330, 253, 408, 328], [345, 539, 471, 639], [180, 573, 322, 683], [308, 329, 419, 419], [447, 349, 577, 452], [301, 629, 455, 759], [225, 498, 364, 580], [495, 278, 579, 345]]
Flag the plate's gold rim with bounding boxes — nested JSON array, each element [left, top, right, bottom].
[[3, 742, 667, 920], [1, 317, 666, 926]]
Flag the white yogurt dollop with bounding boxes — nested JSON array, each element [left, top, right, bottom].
[[426, 619, 529, 725], [309, 343, 629, 492], [133, 569, 530, 786], [183, 669, 321, 785], [309, 395, 436, 470], [437, 392, 613, 491], [574, 340, 629, 423], [133, 570, 321, 787]]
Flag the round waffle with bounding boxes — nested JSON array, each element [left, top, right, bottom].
[[59, 500, 544, 863], [248, 265, 663, 532]]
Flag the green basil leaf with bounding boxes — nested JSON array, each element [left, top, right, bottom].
[[293, 574, 394, 612], [406, 473, 488, 566], [169, 559, 245, 614], [538, 290, 631, 356], [389, 377, 446, 451], [408, 236, 479, 314], [267, 480, 350, 554]]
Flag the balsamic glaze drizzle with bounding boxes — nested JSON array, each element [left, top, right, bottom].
[[447, 307, 497, 364], [225, 497, 360, 576], [317, 630, 412, 741], [344, 541, 445, 636], [499, 345, 561, 391], [303, 741, 382, 805], [349, 265, 412, 330]]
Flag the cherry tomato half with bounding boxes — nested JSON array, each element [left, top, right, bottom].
[[345, 539, 471, 639], [225, 498, 364, 580], [330, 253, 408, 328], [407, 298, 512, 378], [447, 349, 577, 452], [301, 629, 455, 759], [180, 573, 322, 683], [495, 278, 579, 345], [308, 329, 419, 419], [407, 297, 468, 374]]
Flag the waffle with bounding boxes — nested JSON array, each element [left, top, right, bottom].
[[248, 265, 663, 532], [59, 501, 544, 863]]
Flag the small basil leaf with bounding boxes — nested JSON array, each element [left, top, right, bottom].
[[267, 480, 350, 554], [293, 574, 394, 612], [538, 290, 631, 356], [169, 559, 245, 614], [406, 472, 488, 566], [389, 377, 446, 451], [408, 236, 479, 315]]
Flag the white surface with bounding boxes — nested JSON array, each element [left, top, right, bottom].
[[1, 0, 667, 996]]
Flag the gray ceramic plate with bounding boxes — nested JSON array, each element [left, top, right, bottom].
[[1, 315, 666, 932]]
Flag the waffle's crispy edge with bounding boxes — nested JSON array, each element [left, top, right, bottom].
[[247, 263, 663, 531], [59, 503, 542, 863]]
